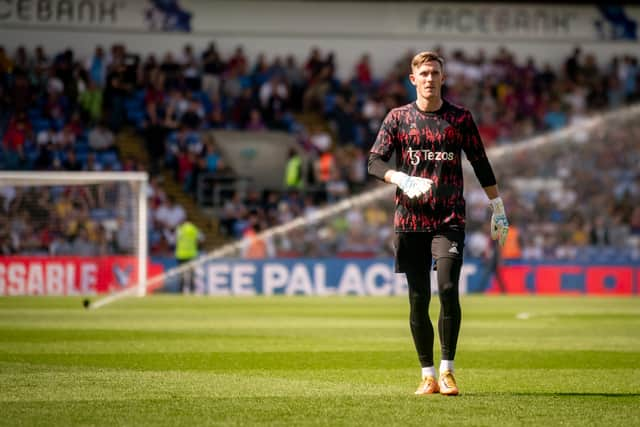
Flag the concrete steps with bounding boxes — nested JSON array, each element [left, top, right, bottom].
[[114, 128, 226, 251]]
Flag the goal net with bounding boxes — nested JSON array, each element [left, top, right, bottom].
[[0, 171, 148, 297]]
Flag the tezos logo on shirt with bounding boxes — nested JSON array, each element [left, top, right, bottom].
[[408, 148, 455, 165]]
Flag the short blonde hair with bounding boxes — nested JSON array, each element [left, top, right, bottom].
[[411, 51, 445, 73]]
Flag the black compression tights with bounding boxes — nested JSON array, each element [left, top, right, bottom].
[[406, 257, 463, 367]]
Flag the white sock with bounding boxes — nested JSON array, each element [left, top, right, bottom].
[[421, 366, 436, 379], [440, 360, 454, 373]]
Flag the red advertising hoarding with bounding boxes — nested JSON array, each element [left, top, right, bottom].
[[0, 256, 163, 296], [486, 264, 637, 295]]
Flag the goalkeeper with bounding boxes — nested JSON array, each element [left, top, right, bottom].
[[368, 51, 509, 396]]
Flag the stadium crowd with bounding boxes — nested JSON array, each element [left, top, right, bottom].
[[1, 42, 639, 260]]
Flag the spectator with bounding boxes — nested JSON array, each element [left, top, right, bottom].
[[245, 108, 266, 131], [283, 148, 303, 191], [180, 44, 200, 91], [241, 220, 275, 259], [354, 53, 373, 87], [590, 216, 610, 245], [180, 98, 204, 129], [86, 46, 107, 87], [79, 79, 103, 122], [203, 139, 223, 173], [58, 226, 98, 256], [201, 42, 225, 101], [2, 113, 31, 151], [155, 195, 186, 231], [88, 121, 116, 153], [61, 149, 82, 171]]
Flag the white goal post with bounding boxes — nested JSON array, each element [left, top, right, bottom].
[[0, 171, 149, 297]]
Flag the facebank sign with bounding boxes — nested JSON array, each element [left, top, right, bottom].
[[1, 1, 636, 41], [0, 0, 192, 31], [416, 5, 637, 41]]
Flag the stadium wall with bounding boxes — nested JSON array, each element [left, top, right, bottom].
[[1, 1, 638, 79], [1, 256, 637, 296], [210, 130, 298, 191]]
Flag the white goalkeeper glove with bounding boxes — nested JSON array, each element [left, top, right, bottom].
[[389, 171, 433, 199], [489, 196, 509, 247]]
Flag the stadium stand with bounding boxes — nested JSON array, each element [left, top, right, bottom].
[[1, 42, 638, 260]]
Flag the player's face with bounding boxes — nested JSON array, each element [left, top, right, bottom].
[[410, 61, 445, 102]]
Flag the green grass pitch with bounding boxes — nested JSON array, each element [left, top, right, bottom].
[[1, 295, 639, 426]]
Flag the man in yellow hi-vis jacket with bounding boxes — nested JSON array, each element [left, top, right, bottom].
[[174, 219, 204, 294]]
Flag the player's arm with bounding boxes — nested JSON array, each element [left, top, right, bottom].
[[369, 151, 434, 199], [366, 112, 398, 184], [368, 153, 407, 183], [368, 155, 431, 197], [462, 111, 509, 247], [483, 184, 498, 200], [367, 110, 396, 181]]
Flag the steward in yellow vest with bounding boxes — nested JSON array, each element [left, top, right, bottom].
[[175, 220, 202, 294], [284, 148, 304, 190], [175, 221, 200, 261]]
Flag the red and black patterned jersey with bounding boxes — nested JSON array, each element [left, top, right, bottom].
[[370, 99, 489, 232]]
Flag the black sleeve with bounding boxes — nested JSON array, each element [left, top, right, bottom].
[[470, 157, 497, 188], [368, 153, 392, 182], [461, 110, 488, 162], [461, 109, 496, 187], [368, 111, 397, 181]]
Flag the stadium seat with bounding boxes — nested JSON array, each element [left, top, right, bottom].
[[32, 119, 51, 133], [28, 109, 42, 121], [195, 91, 213, 114], [97, 151, 118, 167]]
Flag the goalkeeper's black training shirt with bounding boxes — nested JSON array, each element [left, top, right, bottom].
[[368, 99, 496, 233]]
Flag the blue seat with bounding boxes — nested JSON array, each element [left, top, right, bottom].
[[195, 91, 213, 114], [75, 143, 89, 155], [75, 151, 88, 164], [134, 90, 146, 102], [97, 151, 118, 166], [32, 118, 51, 133], [124, 98, 142, 110], [127, 109, 145, 122], [52, 118, 65, 131], [28, 108, 42, 121], [324, 94, 337, 115]]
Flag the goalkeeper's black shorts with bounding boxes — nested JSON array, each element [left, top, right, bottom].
[[393, 230, 465, 273]]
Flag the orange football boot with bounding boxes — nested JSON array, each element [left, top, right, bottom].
[[438, 370, 459, 396], [415, 376, 440, 395]]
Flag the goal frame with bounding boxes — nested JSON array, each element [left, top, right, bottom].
[[0, 171, 149, 297]]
